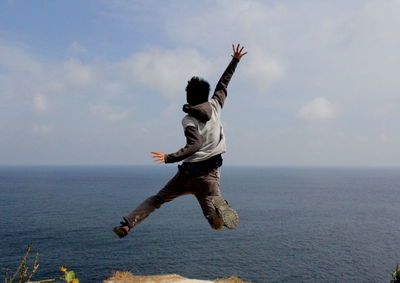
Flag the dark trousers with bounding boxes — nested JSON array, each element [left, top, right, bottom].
[[124, 168, 224, 230]]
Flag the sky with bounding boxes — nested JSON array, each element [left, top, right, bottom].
[[1, 0, 400, 167]]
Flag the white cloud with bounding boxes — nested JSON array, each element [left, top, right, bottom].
[[32, 124, 52, 134], [161, 103, 179, 118], [69, 41, 87, 53], [103, 1, 287, 95], [90, 103, 129, 121], [164, 1, 288, 50], [102, 81, 127, 96], [118, 48, 214, 97], [0, 42, 96, 105], [32, 95, 48, 113], [302, 0, 400, 100], [161, 1, 287, 94], [379, 134, 389, 143], [242, 49, 285, 92], [355, 135, 368, 143], [0, 42, 43, 74], [63, 59, 95, 87], [336, 131, 345, 138], [298, 97, 338, 121]]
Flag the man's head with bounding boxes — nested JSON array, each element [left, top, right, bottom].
[[185, 76, 210, 106]]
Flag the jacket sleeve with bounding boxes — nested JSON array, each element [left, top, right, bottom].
[[211, 57, 240, 108], [165, 126, 203, 163]]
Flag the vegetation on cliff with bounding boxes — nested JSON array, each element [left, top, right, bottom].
[[4, 244, 400, 283]]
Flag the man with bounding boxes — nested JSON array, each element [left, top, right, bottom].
[[113, 44, 247, 238]]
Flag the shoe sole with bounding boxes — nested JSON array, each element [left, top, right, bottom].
[[113, 226, 128, 238], [212, 196, 239, 229]]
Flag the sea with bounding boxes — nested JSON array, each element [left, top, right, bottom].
[[1, 166, 400, 283]]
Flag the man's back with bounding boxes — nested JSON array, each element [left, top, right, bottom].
[[165, 56, 240, 164], [182, 97, 225, 162]]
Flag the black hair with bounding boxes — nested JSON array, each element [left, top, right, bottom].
[[185, 76, 210, 106]]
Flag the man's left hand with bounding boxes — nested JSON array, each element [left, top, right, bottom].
[[232, 43, 247, 60]]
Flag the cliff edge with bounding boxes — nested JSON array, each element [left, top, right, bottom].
[[104, 272, 249, 283]]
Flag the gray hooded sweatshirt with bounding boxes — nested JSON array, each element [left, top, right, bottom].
[[165, 57, 239, 166]]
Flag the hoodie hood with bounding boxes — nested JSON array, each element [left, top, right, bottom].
[[182, 102, 212, 122]]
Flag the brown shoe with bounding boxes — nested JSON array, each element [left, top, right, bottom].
[[113, 226, 128, 238], [212, 196, 239, 229], [113, 221, 130, 238]]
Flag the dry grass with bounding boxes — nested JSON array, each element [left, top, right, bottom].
[[103, 272, 250, 283], [104, 272, 193, 283], [214, 276, 250, 283]]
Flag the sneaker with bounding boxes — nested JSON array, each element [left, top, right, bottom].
[[212, 196, 239, 229]]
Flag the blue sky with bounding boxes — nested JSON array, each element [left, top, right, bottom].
[[1, 0, 400, 166]]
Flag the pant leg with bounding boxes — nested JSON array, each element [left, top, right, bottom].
[[194, 169, 225, 230], [124, 170, 189, 228]]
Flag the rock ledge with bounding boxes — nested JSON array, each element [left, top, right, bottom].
[[104, 272, 248, 283]]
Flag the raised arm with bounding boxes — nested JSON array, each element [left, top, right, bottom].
[[212, 44, 247, 108]]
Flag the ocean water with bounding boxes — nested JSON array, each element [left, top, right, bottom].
[[1, 166, 400, 283]]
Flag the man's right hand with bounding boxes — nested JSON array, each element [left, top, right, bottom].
[[232, 44, 247, 60], [150, 152, 166, 164]]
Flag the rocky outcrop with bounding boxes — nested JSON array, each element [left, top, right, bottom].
[[104, 272, 248, 283]]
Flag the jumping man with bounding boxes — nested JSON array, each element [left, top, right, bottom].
[[113, 44, 247, 238]]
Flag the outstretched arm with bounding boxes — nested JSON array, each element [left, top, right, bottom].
[[212, 44, 247, 108], [151, 126, 203, 164]]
